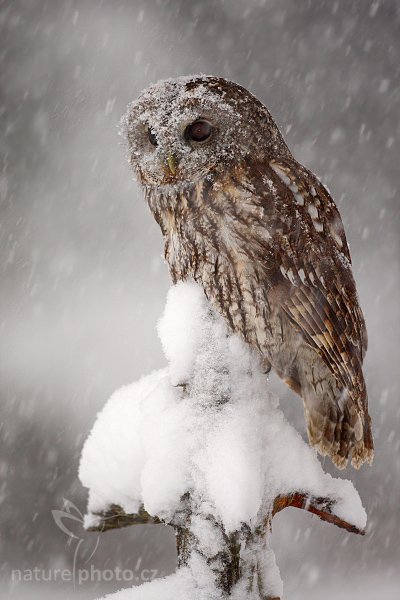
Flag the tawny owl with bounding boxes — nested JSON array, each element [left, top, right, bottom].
[[123, 75, 373, 470]]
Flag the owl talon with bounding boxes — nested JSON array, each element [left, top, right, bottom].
[[174, 382, 188, 391], [262, 358, 272, 375]]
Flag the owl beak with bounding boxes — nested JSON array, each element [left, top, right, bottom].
[[167, 154, 179, 176]]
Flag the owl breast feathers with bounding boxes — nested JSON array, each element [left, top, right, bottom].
[[123, 75, 374, 470]]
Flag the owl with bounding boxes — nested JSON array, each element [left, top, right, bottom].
[[123, 76, 373, 470]]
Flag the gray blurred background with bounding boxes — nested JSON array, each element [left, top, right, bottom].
[[1, 0, 399, 598]]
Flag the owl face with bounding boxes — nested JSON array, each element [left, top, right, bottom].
[[123, 76, 287, 187]]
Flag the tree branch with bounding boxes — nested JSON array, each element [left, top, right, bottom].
[[272, 493, 365, 535], [87, 491, 364, 536], [86, 504, 161, 532]]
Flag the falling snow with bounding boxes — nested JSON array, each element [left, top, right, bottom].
[[1, 1, 399, 599]]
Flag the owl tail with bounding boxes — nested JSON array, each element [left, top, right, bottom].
[[301, 379, 374, 470]]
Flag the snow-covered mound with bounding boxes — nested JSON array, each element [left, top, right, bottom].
[[79, 282, 367, 599], [100, 568, 220, 600], [79, 281, 366, 533]]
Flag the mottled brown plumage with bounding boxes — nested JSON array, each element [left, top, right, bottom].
[[123, 75, 373, 469]]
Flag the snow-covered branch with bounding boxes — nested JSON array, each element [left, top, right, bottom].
[[87, 491, 364, 536], [79, 282, 366, 599]]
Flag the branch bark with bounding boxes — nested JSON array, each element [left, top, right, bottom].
[[86, 491, 363, 599], [87, 492, 364, 536], [86, 504, 161, 532], [272, 492, 365, 535]]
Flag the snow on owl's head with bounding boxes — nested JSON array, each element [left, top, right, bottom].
[[123, 75, 288, 186]]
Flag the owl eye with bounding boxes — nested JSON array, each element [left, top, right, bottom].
[[185, 120, 213, 143], [148, 127, 157, 146]]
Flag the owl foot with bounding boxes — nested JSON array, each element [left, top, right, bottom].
[[262, 357, 272, 375]]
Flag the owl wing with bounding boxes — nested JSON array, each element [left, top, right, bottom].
[[260, 158, 368, 411]]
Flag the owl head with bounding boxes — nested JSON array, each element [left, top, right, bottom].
[[123, 75, 289, 187]]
